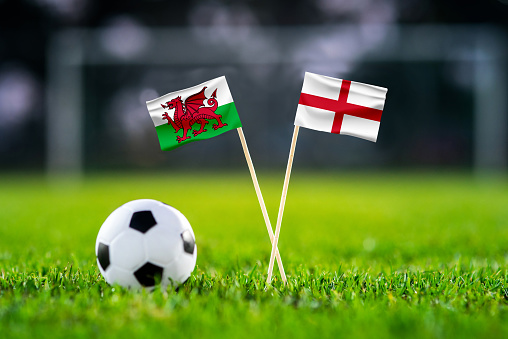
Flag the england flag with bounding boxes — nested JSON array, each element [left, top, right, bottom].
[[294, 72, 388, 142]]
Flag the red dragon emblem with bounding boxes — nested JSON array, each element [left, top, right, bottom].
[[161, 87, 228, 143]]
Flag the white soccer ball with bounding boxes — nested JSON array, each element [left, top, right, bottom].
[[95, 199, 197, 289]]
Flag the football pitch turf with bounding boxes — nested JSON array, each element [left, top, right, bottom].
[[0, 171, 507, 338]]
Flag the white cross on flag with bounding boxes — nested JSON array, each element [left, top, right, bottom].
[[294, 72, 388, 142]]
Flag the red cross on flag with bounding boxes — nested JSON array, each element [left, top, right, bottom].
[[295, 72, 388, 142]]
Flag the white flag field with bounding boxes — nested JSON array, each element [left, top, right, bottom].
[[294, 72, 388, 142]]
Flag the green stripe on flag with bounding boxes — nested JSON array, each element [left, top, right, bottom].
[[155, 102, 242, 151]]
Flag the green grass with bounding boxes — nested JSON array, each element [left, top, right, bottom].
[[0, 171, 507, 338]]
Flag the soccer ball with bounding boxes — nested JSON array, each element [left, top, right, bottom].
[[95, 199, 197, 289]]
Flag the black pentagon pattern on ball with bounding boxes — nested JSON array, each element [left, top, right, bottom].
[[181, 230, 195, 255], [129, 210, 157, 233], [97, 243, 110, 271], [134, 262, 164, 287]]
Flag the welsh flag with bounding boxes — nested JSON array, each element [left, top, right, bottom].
[[295, 72, 387, 142], [146, 76, 242, 151]]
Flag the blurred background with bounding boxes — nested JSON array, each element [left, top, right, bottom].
[[0, 0, 507, 175]]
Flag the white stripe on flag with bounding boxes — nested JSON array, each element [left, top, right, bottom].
[[340, 114, 381, 142], [294, 104, 335, 133], [347, 81, 387, 110], [301, 72, 342, 99]]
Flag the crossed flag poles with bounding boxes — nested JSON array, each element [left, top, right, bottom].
[[146, 73, 387, 285], [236, 128, 287, 282]]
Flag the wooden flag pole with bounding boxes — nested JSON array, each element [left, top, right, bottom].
[[237, 127, 287, 283], [267, 125, 300, 284]]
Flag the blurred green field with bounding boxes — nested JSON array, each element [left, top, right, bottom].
[[0, 171, 507, 338]]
